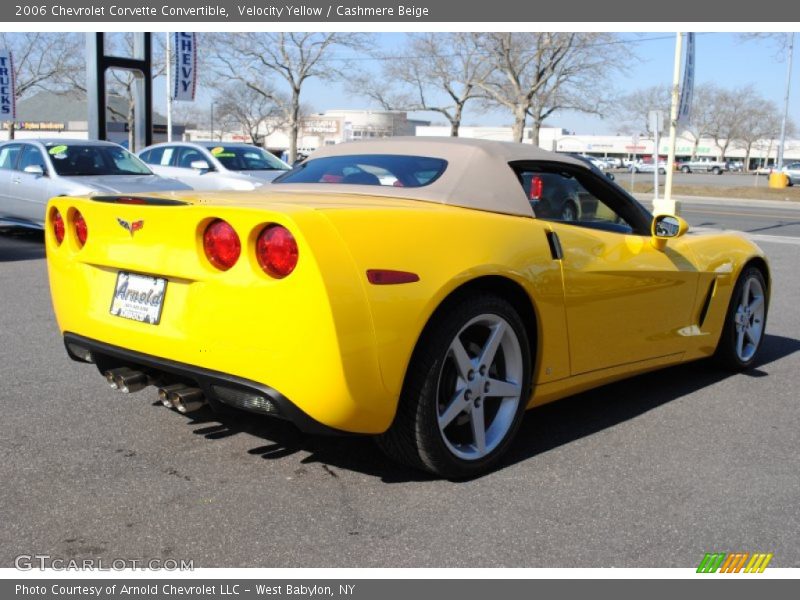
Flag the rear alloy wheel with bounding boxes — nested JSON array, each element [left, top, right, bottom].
[[377, 295, 531, 479], [714, 266, 768, 370]]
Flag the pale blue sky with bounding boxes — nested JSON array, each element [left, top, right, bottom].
[[155, 32, 799, 135]]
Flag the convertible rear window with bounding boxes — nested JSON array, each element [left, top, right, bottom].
[[272, 154, 447, 188]]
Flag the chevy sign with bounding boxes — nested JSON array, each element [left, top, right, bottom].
[[173, 33, 197, 102]]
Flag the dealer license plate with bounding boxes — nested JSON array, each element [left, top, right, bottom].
[[109, 272, 167, 325]]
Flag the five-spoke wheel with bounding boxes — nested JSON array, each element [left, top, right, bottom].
[[378, 294, 531, 479], [715, 266, 768, 370]]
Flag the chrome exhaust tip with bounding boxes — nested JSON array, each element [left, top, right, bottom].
[[157, 384, 186, 408], [169, 388, 206, 414], [104, 367, 137, 390], [114, 370, 149, 394]]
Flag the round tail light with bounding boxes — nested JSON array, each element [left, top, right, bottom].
[[203, 219, 241, 271], [52, 209, 65, 245], [256, 225, 298, 278], [73, 210, 88, 247]]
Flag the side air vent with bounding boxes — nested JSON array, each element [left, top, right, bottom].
[[698, 279, 717, 328], [545, 231, 563, 260]]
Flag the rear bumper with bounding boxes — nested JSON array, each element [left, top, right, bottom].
[[64, 332, 344, 435]]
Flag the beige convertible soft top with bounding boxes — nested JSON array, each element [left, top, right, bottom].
[[274, 137, 590, 218]]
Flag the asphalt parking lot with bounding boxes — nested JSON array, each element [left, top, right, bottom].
[[621, 170, 779, 189], [1, 199, 799, 568]]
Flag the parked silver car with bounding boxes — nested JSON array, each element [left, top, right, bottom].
[[138, 142, 291, 191], [0, 139, 191, 229], [781, 161, 800, 185], [629, 160, 667, 174]]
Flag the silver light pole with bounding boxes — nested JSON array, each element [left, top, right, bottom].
[[777, 32, 794, 171], [165, 32, 172, 142]]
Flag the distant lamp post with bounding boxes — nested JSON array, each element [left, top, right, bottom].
[[210, 102, 215, 141], [777, 32, 795, 170]]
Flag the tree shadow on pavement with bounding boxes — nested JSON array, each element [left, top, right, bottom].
[[170, 333, 799, 484], [0, 228, 45, 262]]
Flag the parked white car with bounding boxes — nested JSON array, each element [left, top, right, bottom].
[[0, 139, 191, 229], [752, 164, 774, 176], [138, 142, 291, 191]]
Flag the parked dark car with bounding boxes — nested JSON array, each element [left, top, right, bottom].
[[520, 171, 598, 222]]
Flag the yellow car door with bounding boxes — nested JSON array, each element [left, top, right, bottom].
[[551, 223, 699, 374], [513, 160, 701, 376]]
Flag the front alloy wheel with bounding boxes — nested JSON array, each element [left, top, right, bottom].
[[378, 294, 531, 478], [715, 266, 768, 370]]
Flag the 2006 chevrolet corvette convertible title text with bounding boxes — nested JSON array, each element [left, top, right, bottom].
[[45, 138, 770, 478]]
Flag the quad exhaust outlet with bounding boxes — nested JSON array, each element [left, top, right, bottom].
[[157, 384, 186, 408], [104, 368, 149, 393], [103, 368, 206, 413], [168, 387, 206, 414]]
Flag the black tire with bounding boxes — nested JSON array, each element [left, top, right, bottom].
[[658, 168, 666, 175], [377, 294, 532, 479], [714, 266, 768, 371], [712, 167, 721, 175], [681, 166, 691, 173]]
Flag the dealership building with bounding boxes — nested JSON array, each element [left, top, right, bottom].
[[0, 91, 184, 146], [416, 125, 800, 165], [186, 109, 430, 154]]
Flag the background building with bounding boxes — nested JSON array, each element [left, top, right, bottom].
[[186, 109, 430, 155], [0, 91, 185, 146], [416, 126, 800, 166]]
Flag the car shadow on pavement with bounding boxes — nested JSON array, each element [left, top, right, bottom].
[[503, 333, 800, 472], [0, 228, 45, 262], [173, 333, 799, 484], [178, 406, 431, 483]]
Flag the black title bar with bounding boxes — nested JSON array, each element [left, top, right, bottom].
[[2, 0, 797, 22]]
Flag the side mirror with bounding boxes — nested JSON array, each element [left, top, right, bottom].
[[190, 160, 210, 171], [24, 164, 45, 176], [651, 214, 689, 250]]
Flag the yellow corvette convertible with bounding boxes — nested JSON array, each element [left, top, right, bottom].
[[45, 138, 770, 478]]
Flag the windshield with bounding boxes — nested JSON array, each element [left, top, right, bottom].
[[273, 154, 448, 188], [209, 146, 290, 171], [46, 144, 153, 176]]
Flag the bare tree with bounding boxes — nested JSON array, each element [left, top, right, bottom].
[[206, 32, 370, 163], [614, 84, 671, 136], [733, 98, 785, 170], [678, 83, 718, 158], [0, 32, 83, 139], [704, 85, 761, 161], [474, 32, 622, 145], [212, 82, 286, 146], [358, 33, 490, 137]]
